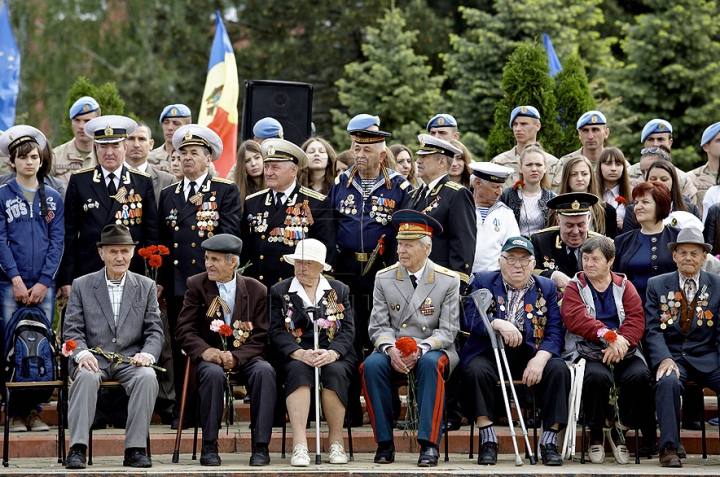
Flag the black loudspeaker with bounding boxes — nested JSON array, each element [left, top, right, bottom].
[[241, 80, 313, 146]]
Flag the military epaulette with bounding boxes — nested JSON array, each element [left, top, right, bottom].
[[443, 181, 462, 191], [245, 188, 270, 200], [434, 265, 458, 278], [162, 181, 179, 191], [128, 169, 150, 178], [74, 167, 95, 174], [211, 177, 234, 185], [334, 175, 342, 185], [588, 230, 603, 238], [533, 226, 560, 235], [400, 180, 411, 190], [378, 263, 399, 275], [299, 186, 326, 201]]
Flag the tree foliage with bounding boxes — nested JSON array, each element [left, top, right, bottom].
[[554, 54, 596, 156], [60, 77, 127, 142]]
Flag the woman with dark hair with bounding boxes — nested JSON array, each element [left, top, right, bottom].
[[614, 181, 679, 305], [499, 143, 556, 237], [228, 140, 266, 200], [389, 144, 419, 187], [449, 139, 472, 189], [170, 148, 184, 182], [623, 160, 699, 232], [597, 147, 632, 233], [302, 137, 336, 195], [549, 155, 616, 237], [335, 150, 354, 176]]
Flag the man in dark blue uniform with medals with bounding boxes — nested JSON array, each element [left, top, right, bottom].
[[401, 134, 475, 286], [242, 138, 335, 288], [157, 124, 241, 426]]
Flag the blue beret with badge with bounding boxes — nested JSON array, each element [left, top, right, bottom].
[[641, 119, 673, 143], [347, 114, 380, 131], [426, 114, 457, 132], [172, 124, 224, 161], [701, 122, 720, 147], [509, 105, 541, 129], [576, 110, 607, 129], [416, 134, 461, 157], [69, 96, 100, 119], [0, 125, 47, 157], [84, 115, 138, 144], [253, 117, 283, 139], [159, 104, 191, 123]]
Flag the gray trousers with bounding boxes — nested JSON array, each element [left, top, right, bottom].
[[68, 364, 158, 449]]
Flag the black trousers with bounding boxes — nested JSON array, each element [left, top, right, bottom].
[[463, 346, 570, 431]]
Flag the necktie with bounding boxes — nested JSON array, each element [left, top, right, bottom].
[[684, 278, 696, 305], [410, 274, 418, 289], [188, 181, 197, 203], [107, 173, 117, 196], [568, 247, 578, 270], [275, 192, 285, 210]]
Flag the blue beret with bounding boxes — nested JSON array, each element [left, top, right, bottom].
[[641, 119, 672, 143], [159, 104, 191, 123], [69, 96, 100, 119], [346, 114, 380, 131], [509, 106, 540, 129], [576, 110, 607, 129], [426, 114, 457, 131], [701, 122, 720, 147], [253, 117, 284, 139]]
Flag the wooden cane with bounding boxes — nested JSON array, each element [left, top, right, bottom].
[[172, 357, 191, 463]]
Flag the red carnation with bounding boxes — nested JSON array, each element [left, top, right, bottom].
[[148, 255, 163, 268], [219, 324, 233, 337], [604, 330, 618, 343], [513, 180, 525, 190], [147, 245, 159, 254], [158, 245, 170, 256], [395, 336, 418, 358], [137, 247, 152, 259], [65, 339, 78, 352], [615, 197, 627, 206]]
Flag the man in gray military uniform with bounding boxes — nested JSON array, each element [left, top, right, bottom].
[[52, 96, 100, 187], [552, 110, 610, 189], [147, 104, 192, 173], [361, 209, 460, 467], [125, 123, 175, 204]]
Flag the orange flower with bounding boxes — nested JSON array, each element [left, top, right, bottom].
[[158, 245, 170, 256], [148, 255, 162, 268], [219, 324, 233, 337], [147, 245, 158, 254], [137, 247, 152, 259], [525, 304, 533, 312], [604, 330, 618, 343], [395, 336, 418, 358], [65, 339, 77, 352]]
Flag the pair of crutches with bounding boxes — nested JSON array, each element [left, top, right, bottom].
[[561, 358, 585, 460], [470, 288, 536, 466]]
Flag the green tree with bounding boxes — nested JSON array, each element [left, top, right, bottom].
[[554, 54, 596, 156], [606, 0, 720, 169], [330, 8, 444, 150], [60, 77, 127, 143], [486, 42, 561, 159]]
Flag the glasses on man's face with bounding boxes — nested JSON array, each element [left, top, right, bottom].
[[501, 255, 532, 267]]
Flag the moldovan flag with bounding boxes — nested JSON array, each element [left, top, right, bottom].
[[198, 11, 239, 178]]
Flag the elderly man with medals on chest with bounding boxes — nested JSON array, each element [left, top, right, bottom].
[[644, 227, 720, 467], [360, 210, 460, 467]]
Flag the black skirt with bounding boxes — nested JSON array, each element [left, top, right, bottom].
[[283, 358, 355, 408]]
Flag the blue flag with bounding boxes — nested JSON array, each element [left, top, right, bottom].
[[542, 33, 562, 77], [0, 0, 20, 130]]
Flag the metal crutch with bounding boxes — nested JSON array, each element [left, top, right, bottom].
[[307, 306, 322, 465], [470, 289, 537, 466]]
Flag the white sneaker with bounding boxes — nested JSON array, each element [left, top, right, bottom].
[[329, 441, 348, 464], [9, 416, 27, 432], [291, 444, 310, 467], [27, 411, 49, 432]]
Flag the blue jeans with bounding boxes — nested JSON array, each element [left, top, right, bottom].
[[0, 281, 55, 417]]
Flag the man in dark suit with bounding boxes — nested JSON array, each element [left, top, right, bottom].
[[59, 115, 159, 298], [63, 224, 164, 469], [242, 138, 335, 288], [175, 234, 275, 467], [531, 192, 600, 290], [462, 236, 569, 466], [157, 125, 242, 426], [645, 227, 720, 467], [401, 134, 475, 286]]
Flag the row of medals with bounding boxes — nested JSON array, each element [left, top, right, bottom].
[[194, 199, 219, 238], [660, 292, 712, 328], [248, 211, 309, 245], [339, 194, 396, 226], [114, 191, 143, 226]]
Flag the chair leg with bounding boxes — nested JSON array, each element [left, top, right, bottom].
[[281, 412, 287, 459], [192, 397, 199, 460], [88, 427, 93, 466], [146, 434, 151, 458], [444, 395, 449, 462], [580, 408, 586, 464], [700, 390, 707, 459], [3, 387, 11, 467], [346, 409, 354, 461], [634, 427, 640, 464], [469, 421, 474, 459]]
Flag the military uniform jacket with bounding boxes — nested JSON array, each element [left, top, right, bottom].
[[147, 145, 172, 173], [530, 226, 601, 279], [52, 139, 97, 188], [401, 175, 475, 284], [645, 270, 720, 372], [689, 163, 717, 217], [491, 146, 560, 189], [59, 165, 158, 287], [241, 183, 335, 288], [158, 176, 241, 298], [368, 260, 460, 372]]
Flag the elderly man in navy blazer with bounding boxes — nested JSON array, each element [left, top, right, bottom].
[[645, 227, 720, 467], [462, 236, 569, 466]]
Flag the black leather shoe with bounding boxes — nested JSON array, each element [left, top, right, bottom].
[[540, 443, 563, 466], [66, 444, 87, 469], [418, 444, 439, 467], [200, 441, 221, 466], [249, 444, 270, 466], [677, 443, 687, 459], [681, 421, 702, 431], [478, 441, 498, 465], [443, 420, 461, 432], [374, 442, 395, 464], [638, 442, 659, 458], [123, 448, 152, 467]]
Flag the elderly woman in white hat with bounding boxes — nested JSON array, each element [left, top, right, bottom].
[[269, 238, 356, 467]]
